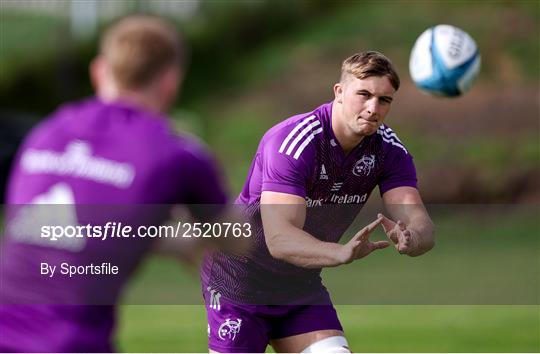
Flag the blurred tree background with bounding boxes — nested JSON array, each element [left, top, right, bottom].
[[1, 0, 538, 203]]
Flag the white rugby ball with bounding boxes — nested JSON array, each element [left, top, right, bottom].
[[409, 24, 481, 97]]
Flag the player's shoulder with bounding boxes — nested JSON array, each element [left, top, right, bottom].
[[166, 131, 217, 170], [261, 102, 329, 161], [375, 123, 410, 155], [15, 98, 92, 149], [52, 97, 209, 160], [48, 96, 111, 124], [35, 96, 170, 136]]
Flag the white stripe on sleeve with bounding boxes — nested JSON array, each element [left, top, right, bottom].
[[278, 115, 316, 153], [293, 127, 323, 159], [286, 120, 321, 156]]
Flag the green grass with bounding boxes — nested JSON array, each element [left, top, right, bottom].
[[341, 305, 540, 352], [117, 305, 539, 352]]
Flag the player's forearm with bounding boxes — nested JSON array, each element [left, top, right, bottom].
[[408, 216, 435, 256], [265, 225, 345, 268]]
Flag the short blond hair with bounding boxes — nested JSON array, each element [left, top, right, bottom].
[[100, 15, 183, 90], [340, 51, 400, 91]]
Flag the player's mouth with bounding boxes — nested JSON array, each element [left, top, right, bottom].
[[357, 117, 378, 124]]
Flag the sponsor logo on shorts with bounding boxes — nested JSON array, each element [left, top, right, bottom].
[[218, 318, 242, 341], [207, 286, 221, 311]]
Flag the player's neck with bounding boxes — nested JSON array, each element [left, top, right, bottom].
[[97, 83, 167, 114]]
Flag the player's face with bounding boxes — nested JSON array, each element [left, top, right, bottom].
[[334, 75, 395, 137]]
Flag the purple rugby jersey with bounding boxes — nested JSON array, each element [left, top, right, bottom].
[[0, 97, 227, 352], [202, 101, 416, 305]]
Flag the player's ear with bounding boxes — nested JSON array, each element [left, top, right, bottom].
[[334, 82, 344, 103], [164, 67, 181, 93], [89, 56, 106, 92], [159, 66, 182, 110]]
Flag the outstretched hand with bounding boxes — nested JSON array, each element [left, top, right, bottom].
[[339, 216, 390, 264], [378, 213, 418, 255]]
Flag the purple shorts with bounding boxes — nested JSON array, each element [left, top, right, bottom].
[[204, 290, 343, 353]]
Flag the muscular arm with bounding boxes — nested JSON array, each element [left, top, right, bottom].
[[261, 191, 345, 268], [261, 191, 386, 268], [382, 186, 435, 256]]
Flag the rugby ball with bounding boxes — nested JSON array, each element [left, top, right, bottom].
[[409, 24, 481, 97]]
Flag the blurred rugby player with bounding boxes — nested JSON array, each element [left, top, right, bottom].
[[0, 15, 228, 352]]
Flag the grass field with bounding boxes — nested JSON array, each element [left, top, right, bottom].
[[117, 305, 539, 352]]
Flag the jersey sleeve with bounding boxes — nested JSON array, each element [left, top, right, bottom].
[[260, 129, 312, 198], [378, 143, 418, 195]]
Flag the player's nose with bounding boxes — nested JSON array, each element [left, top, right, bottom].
[[365, 100, 380, 118]]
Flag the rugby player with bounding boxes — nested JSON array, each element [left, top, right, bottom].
[[202, 51, 435, 353]]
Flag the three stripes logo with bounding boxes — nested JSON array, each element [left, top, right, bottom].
[[376, 125, 408, 153], [278, 115, 323, 160], [207, 286, 221, 311], [319, 164, 328, 180]]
